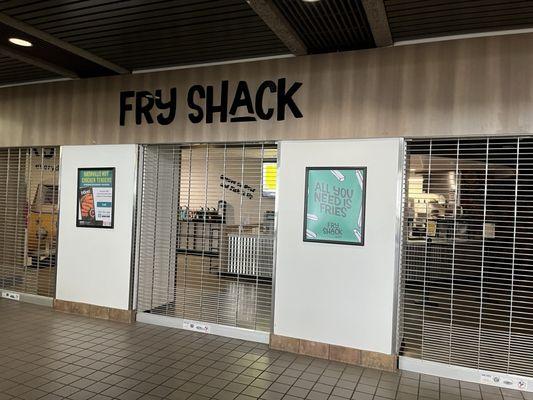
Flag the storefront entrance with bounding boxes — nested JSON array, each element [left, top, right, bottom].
[[134, 143, 277, 342], [0, 147, 60, 301], [399, 137, 533, 389]]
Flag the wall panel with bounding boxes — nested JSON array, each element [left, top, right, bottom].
[[2, 33, 533, 146]]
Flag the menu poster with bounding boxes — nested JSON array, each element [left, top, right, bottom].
[[303, 167, 367, 246], [77, 168, 115, 228]]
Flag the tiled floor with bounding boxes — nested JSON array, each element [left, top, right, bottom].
[[0, 300, 529, 400]]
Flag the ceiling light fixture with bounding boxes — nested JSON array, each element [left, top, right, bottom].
[[9, 37, 32, 47], [301, 0, 320, 2]]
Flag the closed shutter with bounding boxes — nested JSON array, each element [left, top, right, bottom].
[[136, 143, 277, 335], [399, 137, 533, 378], [0, 147, 60, 298]]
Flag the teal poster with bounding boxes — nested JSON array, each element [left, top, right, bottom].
[[303, 167, 366, 245]]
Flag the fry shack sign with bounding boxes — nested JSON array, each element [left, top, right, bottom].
[[119, 78, 303, 126]]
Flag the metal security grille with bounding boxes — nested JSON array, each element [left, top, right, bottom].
[[399, 137, 533, 378], [136, 143, 277, 333], [0, 147, 60, 298]]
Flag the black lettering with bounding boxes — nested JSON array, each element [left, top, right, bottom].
[[277, 78, 303, 120], [256, 81, 276, 120], [206, 81, 228, 123], [135, 91, 154, 124], [119, 91, 135, 126], [229, 81, 255, 122], [155, 88, 177, 125], [187, 85, 205, 123]]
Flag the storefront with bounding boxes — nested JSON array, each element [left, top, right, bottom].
[[135, 143, 277, 342], [0, 147, 59, 304], [2, 31, 533, 390], [399, 137, 533, 389]]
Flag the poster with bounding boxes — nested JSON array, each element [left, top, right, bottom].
[[262, 160, 277, 197], [303, 167, 366, 245], [77, 168, 115, 228]]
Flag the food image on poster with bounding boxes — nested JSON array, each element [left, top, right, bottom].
[[77, 168, 115, 228], [303, 167, 366, 245]]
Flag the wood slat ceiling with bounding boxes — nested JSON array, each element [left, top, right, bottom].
[[0, 0, 288, 78], [273, 0, 375, 53], [385, 0, 533, 41]]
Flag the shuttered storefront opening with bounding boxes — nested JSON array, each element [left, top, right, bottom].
[[0, 147, 59, 298], [399, 137, 533, 381], [136, 143, 276, 340]]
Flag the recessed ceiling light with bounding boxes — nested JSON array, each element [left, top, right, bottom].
[[9, 38, 32, 47], [302, 0, 320, 2]]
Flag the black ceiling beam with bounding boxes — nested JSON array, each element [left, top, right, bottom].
[[0, 12, 128, 79], [246, 0, 307, 56], [361, 0, 393, 46], [0, 43, 77, 79]]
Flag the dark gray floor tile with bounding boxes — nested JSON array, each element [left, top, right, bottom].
[[215, 389, 240, 400], [196, 385, 221, 398], [331, 386, 353, 398], [68, 389, 96, 400], [0, 301, 529, 400], [418, 388, 439, 399], [306, 391, 329, 400], [354, 384, 375, 395], [376, 387, 397, 399], [313, 383, 334, 395], [351, 392, 373, 400], [260, 389, 285, 400], [287, 386, 310, 398], [295, 379, 316, 390]]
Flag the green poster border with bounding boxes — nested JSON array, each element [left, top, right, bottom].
[[76, 167, 116, 229], [302, 166, 367, 246]]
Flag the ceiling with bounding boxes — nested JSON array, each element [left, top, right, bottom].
[[0, 0, 532, 87], [384, 0, 533, 42]]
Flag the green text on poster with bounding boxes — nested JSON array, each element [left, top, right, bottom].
[[77, 168, 115, 228]]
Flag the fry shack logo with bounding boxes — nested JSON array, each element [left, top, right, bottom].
[[119, 78, 303, 126]]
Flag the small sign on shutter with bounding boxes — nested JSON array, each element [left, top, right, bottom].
[[183, 320, 211, 334]]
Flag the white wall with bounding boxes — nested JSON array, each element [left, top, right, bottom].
[[274, 139, 402, 355], [56, 145, 137, 310]]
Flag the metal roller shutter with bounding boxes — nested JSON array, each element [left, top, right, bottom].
[[136, 142, 277, 338], [0, 147, 60, 298], [399, 137, 533, 382]]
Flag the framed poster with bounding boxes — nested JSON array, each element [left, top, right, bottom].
[[303, 167, 367, 246], [76, 167, 115, 228]]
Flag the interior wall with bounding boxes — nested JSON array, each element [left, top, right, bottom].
[[274, 138, 402, 355], [56, 144, 137, 310], [2, 33, 533, 146], [179, 146, 276, 225]]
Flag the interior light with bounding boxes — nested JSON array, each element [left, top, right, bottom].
[[301, 0, 320, 2], [9, 38, 32, 47]]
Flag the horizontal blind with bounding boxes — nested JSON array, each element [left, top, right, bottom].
[[0, 147, 59, 298], [137, 143, 276, 333], [399, 137, 533, 377]]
